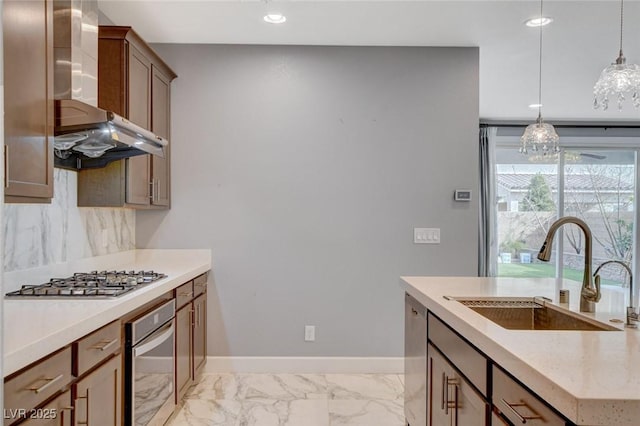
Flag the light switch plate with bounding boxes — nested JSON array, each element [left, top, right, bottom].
[[414, 228, 440, 244]]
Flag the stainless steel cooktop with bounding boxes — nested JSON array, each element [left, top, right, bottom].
[[5, 270, 167, 298]]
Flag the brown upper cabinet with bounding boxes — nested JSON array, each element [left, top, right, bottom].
[[3, 0, 55, 203], [78, 26, 176, 208]]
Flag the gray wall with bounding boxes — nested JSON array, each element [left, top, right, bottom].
[[137, 45, 479, 357]]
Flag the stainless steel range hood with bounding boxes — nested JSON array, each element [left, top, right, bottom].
[[53, 0, 168, 169], [54, 99, 167, 169]]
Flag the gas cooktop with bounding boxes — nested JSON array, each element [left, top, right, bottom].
[[5, 270, 167, 298]]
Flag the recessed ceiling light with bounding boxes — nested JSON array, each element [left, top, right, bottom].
[[529, 103, 543, 109], [525, 17, 553, 27], [264, 13, 286, 24]]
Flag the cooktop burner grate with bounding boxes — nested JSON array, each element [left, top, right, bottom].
[[5, 270, 167, 298]]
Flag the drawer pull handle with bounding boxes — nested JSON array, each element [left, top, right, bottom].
[[90, 338, 119, 352], [196, 282, 206, 287], [179, 291, 193, 297], [501, 399, 543, 423], [4, 145, 8, 189], [27, 374, 64, 394]]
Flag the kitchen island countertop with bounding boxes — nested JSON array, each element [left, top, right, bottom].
[[402, 276, 640, 426], [3, 249, 211, 377]]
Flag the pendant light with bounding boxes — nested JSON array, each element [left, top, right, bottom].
[[520, 0, 559, 156], [593, 0, 640, 111]]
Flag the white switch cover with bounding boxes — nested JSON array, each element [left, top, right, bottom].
[[305, 325, 316, 342], [414, 228, 440, 244]]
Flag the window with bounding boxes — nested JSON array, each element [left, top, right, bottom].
[[484, 126, 640, 292]]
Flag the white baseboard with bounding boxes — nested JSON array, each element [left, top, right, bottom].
[[204, 356, 404, 374]]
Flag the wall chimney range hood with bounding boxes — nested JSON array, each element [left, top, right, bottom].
[[54, 100, 167, 169], [53, 0, 169, 170]]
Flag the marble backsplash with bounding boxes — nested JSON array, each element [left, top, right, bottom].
[[3, 168, 135, 272]]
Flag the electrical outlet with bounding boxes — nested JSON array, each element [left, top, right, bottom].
[[304, 325, 315, 342]]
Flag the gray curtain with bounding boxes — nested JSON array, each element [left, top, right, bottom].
[[478, 127, 497, 276]]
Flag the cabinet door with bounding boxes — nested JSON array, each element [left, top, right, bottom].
[[74, 354, 122, 426], [150, 66, 171, 207], [3, 0, 54, 202], [404, 295, 427, 426], [21, 391, 72, 426], [428, 346, 451, 426], [125, 43, 152, 206], [450, 371, 489, 426], [175, 304, 193, 402], [192, 294, 207, 378]]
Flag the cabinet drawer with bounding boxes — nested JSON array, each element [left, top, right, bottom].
[[193, 274, 207, 296], [175, 281, 194, 309], [74, 320, 121, 377], [4, 347, 72, 425], [428, 313, 487, 396], [493, 367, 566, 426]]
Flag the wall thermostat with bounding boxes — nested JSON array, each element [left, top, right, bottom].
[[454, 190, 472, 201]]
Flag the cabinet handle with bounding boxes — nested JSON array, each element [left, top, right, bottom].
[[411, 308, 418, 316], [149, 180, 155, 200], [89, 338, 119, 352], [27, 374, 64, 394], [76, 389, 89, 425], [155, 178, 160, 202], [4, 145, 8, 188], [179, 291, 193, 298], [190, 309, 195, 327], [60, 406, 73, 426], [500, 398, 544, 423], [441, 373, 446, 411], [445, 376, 458, 415], [453, 384, 459, 426]]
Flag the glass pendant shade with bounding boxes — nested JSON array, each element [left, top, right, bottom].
[[521, 0, 559, 158], [593, 56, 640, 110], [593, 0, 640, 111], [520, 115, 560, 156]]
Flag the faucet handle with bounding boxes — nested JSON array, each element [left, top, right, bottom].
[[589, 275, 603, 303]]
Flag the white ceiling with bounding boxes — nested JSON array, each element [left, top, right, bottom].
[[98, 0, 640, 121]]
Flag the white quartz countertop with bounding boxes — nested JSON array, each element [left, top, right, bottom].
[[3, 249, 212, 377], [401, 276, 640, 426]]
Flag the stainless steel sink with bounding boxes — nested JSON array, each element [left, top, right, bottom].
[[454, 298, 619, 331]]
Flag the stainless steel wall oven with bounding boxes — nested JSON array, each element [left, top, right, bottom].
[[125, 300, 176, 426]]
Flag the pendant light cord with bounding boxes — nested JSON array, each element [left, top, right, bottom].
[[538, 0, 544, 118], [619, 0, 624, 55]]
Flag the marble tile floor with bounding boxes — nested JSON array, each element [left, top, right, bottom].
[[167, 373, 406, 426]]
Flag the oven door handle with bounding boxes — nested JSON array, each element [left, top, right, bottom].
[[133, 321, 174, 357]]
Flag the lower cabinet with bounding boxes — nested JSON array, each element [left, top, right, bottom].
[[5, 275, 209, 426], [408, 301, 574, 426], [175, 303, 193, 400], [73, 354, 122, 426], [174, 275, 208, 402], [427, 343, 488, 426], [192, 293, 207, 378], [20, 391, 72, 426]]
